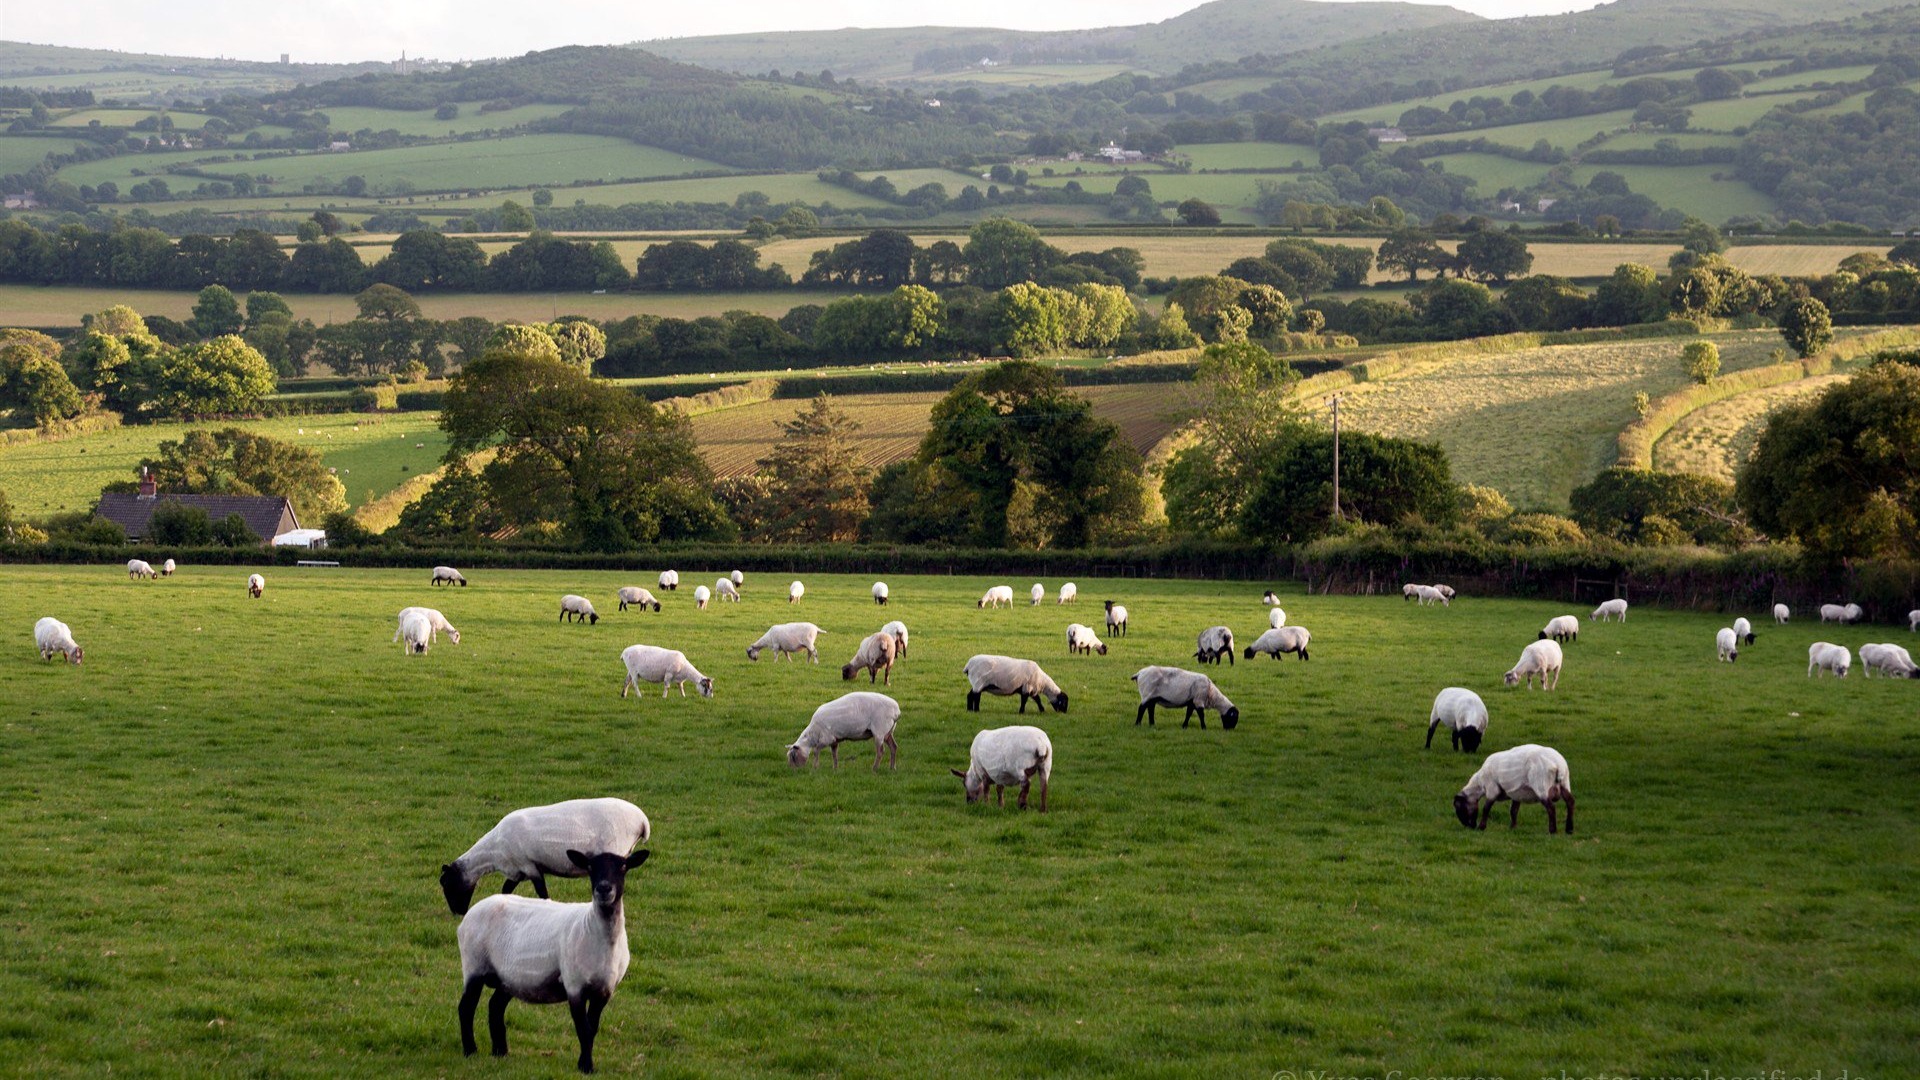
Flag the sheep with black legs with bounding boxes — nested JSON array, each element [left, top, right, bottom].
[[1859, 643, 1918, 678], [1504, 639, 1562, 690], [872, 582, 889, 606], [1540, 615, 1580, 644], [617, 587, 661, 613], [1264, 590, 1282, 606], [1058, 582, 1078, 605], [658, 570, 678, 592], [1195, 625, 1235, 666], [1412, 584, 1449, 606], [730, 569, 744, 589], [1030, 583, 1046, 605], [1401, 583, 1420, 601], [162, 558, 176, 577], [1774, 603, 1790, 624], [432, 566, 467, 587], [950, 726, 1052, 811], [787, 691, 899, 770], [977, 585, 1013, 609], [1104, 600, 1129, 636], [127, 558, 156, 580], [247, 573, 265, 599], [787, 580, 805, 604], [880, 620, 909, 658], [842, 631, 898, 686], [33, 617, 82, 665], [1453, 744, 1574, 834], [620, 645, 713, 698], [1066, 623, 1107, 656], [1808, 642, 1851, 677], [1716, 627, 1739, 663], [439, 798, 652, 916], [962, 654, 1067, 714], [1591, 598, 1627, 622], [1243, 626, 1310, 661], [747, 622, 825, 663], [457, 847, 650, 1074], [396, 607, 460, 645], [560, 595, 599, 625], [715, 578, 740, 603], [1131, 665, 1238, 729], [1426, 687, 1487, 752], [1733, 616, 1754, 646], [694, 585, 711, 610]]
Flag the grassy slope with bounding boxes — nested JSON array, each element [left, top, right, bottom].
[[306, 103, 576, 138], [1653, 372, 1848, 480], [0, 565, 1914, 1076]]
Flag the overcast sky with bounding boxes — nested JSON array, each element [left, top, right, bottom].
[[5, 0, 1608, 65]]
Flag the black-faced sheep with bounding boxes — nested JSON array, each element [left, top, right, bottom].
[[1453, 744, 1574, 834], [950, 725, 1052, 811]]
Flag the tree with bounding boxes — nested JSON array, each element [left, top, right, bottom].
[[1161, 342, 1301, 535], [1683, 340, 1720, 384], [1376, 228, 1447, 282], [1499, 275, 1588, 331], [963, 218, 1062, 288], [246, 291, 293, 326], [0, 342, 85, 426], [1457, 229, 1533, 283], [1890, 238, 1920, 268], [1778, 297, 1833, 358], [750, 395, 871, 542], [1692, 66, 1744, 101], [189, 285, 244, 338], [143, 427, 348, 524], [497, 200, 535, 231], [1569, 467, 1739, 545], [1176, 198, 1221, 226], [1592, 263, 1666, 325], [393, 458, 502, 544], [212, 512, 256, 547], [144, 336, 276, 418], [88, 305, 148, 337], [147, 500, 214, 546], [549, 320, 607, 371], [1240, 431, 1458, 542]]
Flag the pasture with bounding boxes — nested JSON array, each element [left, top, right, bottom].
[[1653, 373, 1847, 481], [2, 565, 1915, 1077]]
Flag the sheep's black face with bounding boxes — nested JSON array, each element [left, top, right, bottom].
[[1453, 793, 1477, 828], [841, 664, 858, 681], [569, 849, 649, 910], [1243, 646, 1256, 660], [1052, 692, 1069, 714], [588, 613, 599, 625], [698, 678, 715, 698], [786, 745, 807, 768], [1220, 706, 1239, 730], [440, 864, 475, 916], [952, 768, 986, 803], [1459, 728, 1483, 753]]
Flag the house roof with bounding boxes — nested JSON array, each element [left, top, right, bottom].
[[95, 493, 300, 544]]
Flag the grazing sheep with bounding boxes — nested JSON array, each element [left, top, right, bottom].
[[1066, 623, 1107, 656], [730, 569, 744, 588], [880, 620, 909, 658], [1194, 625, 1236, 666], [1412, 584, 1449, 606], [432, 566, 467, 587], [977, 585, 1014, 609], [1058, 582, 1078, 604], [1268, 607, 1287, 629], [439, 798, 652, 916], [1504, 639, 1562, 690], [1591, 598, 1627, 622], [1131, 665, 1239, 729], [787, 580, 805, 604], [786, 691, 899, 770], [658, 570, 679, 591], [1104, 600, 1129, 637], [1846, 603, 1864, 622], [33, 617, 82, 665], [872, 582, 889, 606], [1715, 627, 1739, 663], [395, 607, 461, 645], [247, 573, 265, 599], [1401, 583, 1420, 601], [1911, 609, 1920, 633], [400, 610, 434, 655], [1264, 590, 1282, 606], [1453, 744, 1574, 834], [1030, 583, 1046, 605], [747, 622, 825, 663], [950, 726, 1052, 811], [1807, 641, 1852, 678], [1732, 617, 1754, 646], [1425, 687, 1487, 752], [694, 585, 712, 610], [560, 595, 600, 625], [620, 645, 714, 699], [1434, 584, 1456, 600], [1820, 603, 1862, 623], [1860, 643, 1920, 679], [962, 654, 1068, 714], [1243, 626, 1310, 661], [1774, 603, 1790, 624], [127, 559, 156, 580], [456, 848, 650, 1074], [1539, 615, 1580, 644], [842, 631, 898, 686], [617, 587, 661, 613], [715, 578, 740, 603], [161, 558, 176, 577]]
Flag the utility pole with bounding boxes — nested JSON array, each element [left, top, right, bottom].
[[1331, 393, 1343, 521]]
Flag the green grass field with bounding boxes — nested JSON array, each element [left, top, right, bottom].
[[1177, 142, 1317, 170], [1565, 164, 1778, 222], [1590, 130, 1743, 151], [1424, 152, 1552, 194], [307, 103, 575, 137], [1740, 64, 1882, 93], [0, 412, 448, 516], [1408, 109, 1638, 153], [2, 565, 1914, 1076], [45, 108, 214, 129], [1685, 95, 1809, 132], [0, 135, 88, 174]]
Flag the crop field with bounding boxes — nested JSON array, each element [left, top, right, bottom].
[[689, 383, 1189, 478], [304, 103, 575, 137], [0, 412, 447, 517], [2, 564, 1915, 1077], [1652, 373, 1848, 481]]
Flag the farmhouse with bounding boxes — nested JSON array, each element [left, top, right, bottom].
[[1368, 127, 1409, 143], [1097, 141, 1146, 162], [94, 473, 300, 545]]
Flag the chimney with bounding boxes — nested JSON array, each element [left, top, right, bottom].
[[138, 467, 157, 500]]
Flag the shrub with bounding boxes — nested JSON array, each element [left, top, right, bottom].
[[211, 512, 256, 547], [1457, 484, 1512, 525], [148, 501, 214, 546], [1683, 340, 1720, 385], [1496, 513, 1588, 546]]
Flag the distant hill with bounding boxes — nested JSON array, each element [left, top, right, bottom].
[[0, 40, 381, 98], [636, 0, 1481, 82]]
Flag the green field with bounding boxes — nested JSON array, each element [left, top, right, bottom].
[[1591, 130, 1743, 151], [1565, 164, 1777, 221], [0, 412, 448, 516], [307, 103, 575, 137], [425, 172, 893, 210], [46, 108, 214, 129], [1425, 152, 1552, 193], [1409, 109, 1637, 153], [1176, 142, 1316, 170], [3, 565, 1915, 1076], [0, 135, 88, 174], [1685, 94, 1808, 132], [1740, 63, 1882, 93]]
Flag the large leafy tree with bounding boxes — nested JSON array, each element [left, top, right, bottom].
[[1376, 227, 1448, 282], [1161, 342, 1301, 536], [962, 218, 1063, 289], [1457, 229, 1533, 283], [750, 395, 870, 542], [1240, 430, 1459, 543], [142, 427, 347, 523]]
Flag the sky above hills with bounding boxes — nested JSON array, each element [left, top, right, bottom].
[[7, 0, 1607, 65]]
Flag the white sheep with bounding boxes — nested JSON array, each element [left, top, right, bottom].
[[1104, 600, 1129, 636], [880, 620, 909, 658], [977, 585, 1014, 609], [872, 581, 890, 606], [1846, 603, 1864, 622], [694, 585, 712, 610], [1774, 603, 1790, 624], [1434, 584, 1457, 600], [963, 654, 1068, 714], [730, 569, 744, 588], [1058, 582, 1078, 604], [431, 565, 467, 587], [1820, 603, 1861, 623], [161, 558, 176, 577], [787, 580, 805, 604], [1453, 744, 1574, 834], [620, 644, 713, 698], [1065, 623, 1107, 656], [1425, 687, 1487, 752], [1715, 627, 1738, 663], [456, 848, 650, 1074], [1401, 583, 1421, 601], [950, 725, 1052, 811], [247, 573, 265, 599], [786, 691, 899, 770], [1732, 616, 1754, 645], [1264, 590, 1282, 606], [842, 631, 898, 686], [1539, 615, 1579, 644], [1591, 598, 1628, 622], [1268, 607, 1287, 629], [1030, 583, 1046, 605], [1242, 626, 1310, 662], [1413, 584, 1449, 607], [560, 595, 600, 625], [617, 587, 661, 613], [399, 610, 434, 655], [658, 569, 679, 591], [747, 622, 825, 663], [1910, 609, 1920, 633], [33, 617, 82, 665], [1131, 665, 1239, 729], [1504, 639, 1562, 690], [1807, 641, 1852, 678], [440, 798, 652, 915], [127, 558, 156, 580], [1194, 625, 1236, 666], [715, 578, 740, 603], [1860, 642, 1919, 678], [395, 606, 461, 645]]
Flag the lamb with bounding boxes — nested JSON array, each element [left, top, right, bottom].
[[439, 799, 652, 915], [694, 585, 712, 610], [787, 580, 805, 604], [1732, 616, 1754, 646], [161, 558, 176, 577], [1820, 603, 1862, 623], [1243, 626, 1310, 661], [1030, 583, 1046, 605], [1264, 590, 1282, 606], [127, 558, 156, 580], [1412, 584, 1449, 606], [1453, 744, 1574, 834], [1504, 639, 1562, 690], [619, 644, 714, 699], [395, 606, 461, 645], [786, 691, 899, 770], [1425, 687, 1487, 752], [1104, 600, 1129, 636], [1860, 642, 1920, 678], [400, 610, 434, 655], [560, 595, 600, 625], [247, 573, 265, 599], [1715, 627, 1738, 663], [950, 725, 1052, 811], [1591, 598, 1628, 622], [715, 578, 740, 603], [617, 587, 661, 613], [977, 585, 1014, 609], [33, 617, 82, 665], [658, 569, 679, 591], [432, 566, 467, 587], [1194, 625, 1236, 666], [1773, 603, 1790, 624], [880, 620, 909, 658], [1807, 641, 1852, 678], [872, 582, 889, 606], [1131, 665, 1239, 729], [730, 569, 744, 588], [1065, 623, 1107, 656], [456, 847, 650, 1074], [842, 631, 898, 686], [1058, 582, 1078, 604], [1539, 615, 1580, 644], [1268, 607, 1287, 629], [963, 654, 1068, 714], [747, 622, 825, 663]]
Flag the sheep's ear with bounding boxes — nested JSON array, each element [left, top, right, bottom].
[[626, 849, 649, 869], [566, 849, 590, 870], [950, 768, 968, 779]]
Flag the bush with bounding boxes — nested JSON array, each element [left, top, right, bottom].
[[1496, 513, 1588, 546], [322, 510, 379, 547], [211, 512, 256, 547], [148, 501, 214, 546], [1683, 340, 1720, 384]]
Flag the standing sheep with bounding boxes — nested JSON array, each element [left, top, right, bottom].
[[1131, 665, 1239, 729], [33, 617, 82, 665], [127, 559, 156, 580], [841, 631, 898, 686], [1401, 583, 1421, 602], [730, 569, 744, 589], [1268, 607, 1287, 629], [1860, 643, 1920, 678], [1453, 744, 1574, 834], [1065, 623, 1107, 656], [1264, 590, 1282, 606], [787, 691, 900, 770], [1029, 583, 1046, 605], [1732, 617, 1754, 646], [1820, 603, 1862, 623], [437, 798, 653, 915], [1058, 582, 1078, 604], [399, 611, 435, 655], [1591, 598, 1627, 622], [694, 585, 712, 610], [1412, 585, 1449, 607], [658, 570, 679, 592], [1425, 687, 1487, 752], [456, 848, 650, 1074], [1194, 625, 1236, 666], [396, 607, 461, 645], [432, 566, 467, 587], [1434, 584, 1457, 600], [872, 582, 889, 606], [560, 595, 600, 625], [1504, 639, 1562, 690], [247, 573, 265, 599], [162, 558, 176, 577], [1104, 600, 1129, 637], [746, 622, 825, 663], [620, 645, 714, 698], [617, 587, 662, 613], [787, 580, 805, 604], [1910, 609, 1920, 632], [950, 726, 1052, 811], [715, 578, 740, 603], [1807, 641, 1852, 677], [962, 655, 1068, 714], [880, 620, 909, 658], [1774, 603, 1790, 624], [1243, 626, 1310, 661], [977, 585, 1014, 609], [1715, 627, 1739, 663], [1539, 615, 1580, 644]]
